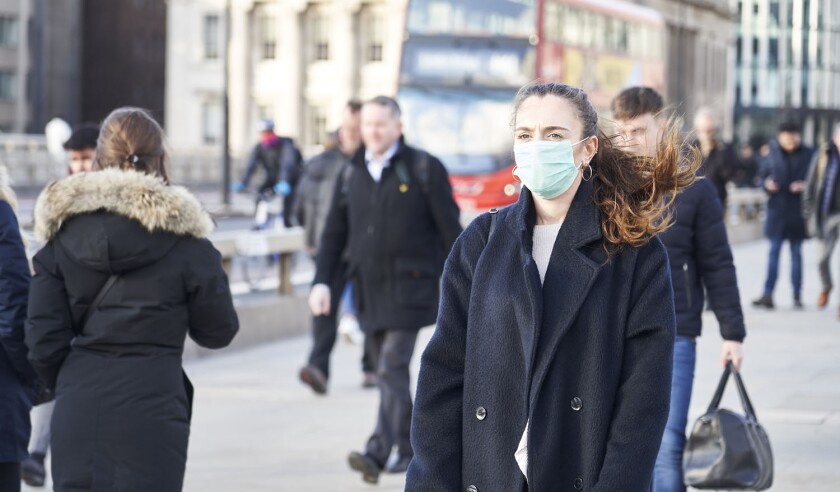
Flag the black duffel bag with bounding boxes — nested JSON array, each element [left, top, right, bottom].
[[683, 362, 773, 490]]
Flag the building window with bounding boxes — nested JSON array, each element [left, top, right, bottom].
[[365, 11, 384, 62], [258, 13, 277, 60], [0, 71, 15, 100], [202, 100, 222, 145], [204, 14, 220, 60], [309, 106, 327, 145], [0, 17, 18, 47], [311, 13, 330, 61]]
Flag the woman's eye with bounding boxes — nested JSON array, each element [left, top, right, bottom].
[[547, 133, 564, 140], [516, 134, 531, 141]]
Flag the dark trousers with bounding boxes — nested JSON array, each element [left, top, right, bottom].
[[307, 264, 375, 378], [763, 237, 803, 298], [365, 329, 419, 466], [0, 462, 21, 492]]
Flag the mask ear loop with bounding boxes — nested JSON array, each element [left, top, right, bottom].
[[511, 165, 522, 183]]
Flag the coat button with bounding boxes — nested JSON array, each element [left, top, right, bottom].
[[574, 477, 584, 490], [571, 397, 583, 411], [475, 406, 487, 421], [467, 486, 478, 492]]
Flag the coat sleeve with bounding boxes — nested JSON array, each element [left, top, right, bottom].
[[694, 181, 746, 342], [405, 216, 488, 491], [425, 156, 463, 253], [279, 138, 302, 185], [25, 242, 74, 390], [802, 150, 821, 224], [313, 171, 349, 286], [0, 201, 36, 384], [593, 238, 675, 491], [185, 240, 239, 349], [240, 144, 261, 186]]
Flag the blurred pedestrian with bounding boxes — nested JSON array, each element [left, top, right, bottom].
[[753, 121, 815, 309], [803, 123, 840, 315], [296, 101, 377, 393], [692, 108, 739, 206], [21, 124, 102, 488], [407, 82, 698, 491], [25, 107, 239, 491], [736, 143, 760, 188], [309, 96, 462, 483], [0, 165, 37, 492], [63, 124, 99, 176], [613, 87, 746, 492], [233, 119, 303, 228]]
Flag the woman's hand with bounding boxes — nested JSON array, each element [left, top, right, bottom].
[[720, 340, 744, 371], [308, 284, 331, 316]]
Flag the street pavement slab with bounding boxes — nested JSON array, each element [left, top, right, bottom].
[[25, 239, 840, 491]]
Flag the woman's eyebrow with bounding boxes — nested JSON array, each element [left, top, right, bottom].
[[514, 125, 571, 133]]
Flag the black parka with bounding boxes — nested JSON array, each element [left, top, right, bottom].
[[25, 169, 238, 492], [314, 141, 462, 332], [407, 185, 675, 491], [659, 178, 746, 341]]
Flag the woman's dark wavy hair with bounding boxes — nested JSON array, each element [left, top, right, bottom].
[[513, 82, 699, 250]]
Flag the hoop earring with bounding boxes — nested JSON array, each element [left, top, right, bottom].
[[582, 163, 593, 182]]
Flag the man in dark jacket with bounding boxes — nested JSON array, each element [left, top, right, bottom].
[[233, 119, 303, 228], [296, 101, 378, 392], [692, 108, 739, 206], [309, 96, 462, 483], [0, 166, 36, 492], [753, 121, 815, 309], [613, 88, 746, 492], [803, 123, 840, 315]]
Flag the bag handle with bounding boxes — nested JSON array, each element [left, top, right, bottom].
[[78, 274, 119, 332], [706, 361, 758, 420]]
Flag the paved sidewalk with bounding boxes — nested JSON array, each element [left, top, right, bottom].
[[24, 239, 840, 491]]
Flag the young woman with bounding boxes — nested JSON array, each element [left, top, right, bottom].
[[26, 107, 239, 491], [406, 83, 697, 491], [0, 165, 37, 492]]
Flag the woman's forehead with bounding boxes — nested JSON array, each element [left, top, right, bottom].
[[516, 96, 580, 131]]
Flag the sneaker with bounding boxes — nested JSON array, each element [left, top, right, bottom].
[[21, 453, 46, 487], [362, 372, 377, 389], [338, 315, 363, 345], [818, 289, 831, 309], [298, 365, 327, 395], [793, 297, 804, 310], [751, 295, 775, 309], [348, 451, 382, 484]]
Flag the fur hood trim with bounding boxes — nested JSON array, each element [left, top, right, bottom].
[[34, 169, 214, 241], [0, 165, 17, 211]]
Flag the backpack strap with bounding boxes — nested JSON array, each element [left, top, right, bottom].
[[79, 274, 118, 332]]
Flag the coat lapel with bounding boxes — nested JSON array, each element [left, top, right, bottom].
[[527, 181, 604, 408]]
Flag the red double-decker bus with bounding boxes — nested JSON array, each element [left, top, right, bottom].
[[398, 0, 666, 212]]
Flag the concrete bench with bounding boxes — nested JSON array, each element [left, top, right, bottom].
[[210, 227, 306, 295]]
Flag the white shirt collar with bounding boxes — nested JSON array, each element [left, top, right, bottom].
[[365, 142, 400, 183]]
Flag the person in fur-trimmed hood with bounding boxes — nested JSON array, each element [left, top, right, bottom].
[[25, 108, 239, 492], [0, 164, 37, 492]]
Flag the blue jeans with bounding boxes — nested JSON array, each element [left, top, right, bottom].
[[654, 336, 696, 492], [763, 237, 803, 298]]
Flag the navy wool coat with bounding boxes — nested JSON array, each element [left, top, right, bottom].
[[0, 179, 36, 463], [407, 183, 676, 492], [759, 141, 815, 241]]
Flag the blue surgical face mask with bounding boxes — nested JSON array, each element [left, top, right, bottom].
[[513, 138, 589, 199]]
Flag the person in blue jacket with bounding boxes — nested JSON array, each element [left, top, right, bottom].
[[0, 165, 37, 492], [612, 87, 747, 492]]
